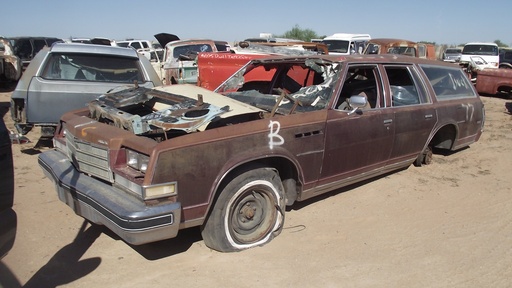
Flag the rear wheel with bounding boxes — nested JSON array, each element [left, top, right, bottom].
[[414, 145, 433, 167], [201, 167, 285, 252]]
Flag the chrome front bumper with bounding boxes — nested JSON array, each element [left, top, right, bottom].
[[38, 149, 181, 245]]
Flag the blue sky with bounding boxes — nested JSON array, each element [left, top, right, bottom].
[[3, 0, 511, 46]]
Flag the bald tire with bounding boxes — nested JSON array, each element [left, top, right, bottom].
[[201, 167, 285, 252]]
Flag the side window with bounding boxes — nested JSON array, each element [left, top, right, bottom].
[[418, 45, 426, 58], [385, 66, 421, 107], [420, 65, 476, 99], [130, 42, 142, 50], [15, 39, 32, 59], [41, 54, 64, 79], [366, 44, 380, 54], [33, 39, 47, 55], [337, 65, 382, 110]]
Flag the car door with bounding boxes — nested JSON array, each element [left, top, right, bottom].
[[384, 65, 437, 163], [319, 64, 395, 186]]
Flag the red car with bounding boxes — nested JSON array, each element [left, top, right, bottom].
[[475, 68, 512, 96]]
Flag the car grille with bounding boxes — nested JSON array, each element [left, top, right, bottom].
[[65, 130, 114, 183]]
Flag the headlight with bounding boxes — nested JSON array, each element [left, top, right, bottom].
[[126, 149, 149, 173]]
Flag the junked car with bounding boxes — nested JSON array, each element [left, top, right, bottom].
[[39, 54, 484, 252], [364, 38, 436, 60], [197, 41, 329, 90], [0, 116, 16, 259], [442, 48, 462, 62], [459, 42, 500, 80], [116, 39, 154, 59], [9, 36, 62, 69], [153, 33, 232, 85], [475, 67, 512, 96], [0, 37, 22, 87], [69, 37, 115, 46], [10, 43, 162, 145], [162, 39, 221, 85], [499, 48, 512, 69]]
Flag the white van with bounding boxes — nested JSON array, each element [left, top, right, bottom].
[[322, 33, 371, 55], [460, 42, 499, 69]]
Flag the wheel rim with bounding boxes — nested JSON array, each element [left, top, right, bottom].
[[225, 180, 280, 247]]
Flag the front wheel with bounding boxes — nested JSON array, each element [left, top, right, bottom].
[[201, 167, 285, 252]]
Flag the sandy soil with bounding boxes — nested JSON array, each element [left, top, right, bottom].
[[1, 89, 511, 288]]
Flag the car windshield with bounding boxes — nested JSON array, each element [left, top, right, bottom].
[[173, 44, 213, 59], [41, 53, 144, 83], [388, 46, 416, 56], [216, 59, 340, 114], [322, 40, 350, 53], [462, 44, 498, 56], [445, 49, 461, 54]]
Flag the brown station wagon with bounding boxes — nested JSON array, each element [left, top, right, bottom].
[[38, 54, 485, 252]]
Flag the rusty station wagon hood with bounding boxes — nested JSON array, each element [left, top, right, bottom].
[[89, 84, 264, 135]]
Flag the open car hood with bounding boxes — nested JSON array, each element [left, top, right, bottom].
[[90, 38, 113, 46], [154, 33, 180, 48], [89, 84, 263, 135]]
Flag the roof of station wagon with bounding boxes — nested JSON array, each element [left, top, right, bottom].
[[250, 53, 461, 67], [49, 43, 140, 58]]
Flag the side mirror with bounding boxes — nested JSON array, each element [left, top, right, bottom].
[[347, 95, 367, 115]]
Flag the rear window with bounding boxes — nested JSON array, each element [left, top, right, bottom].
[[420, 65, 476, 99], [41, 53, 144, 83]]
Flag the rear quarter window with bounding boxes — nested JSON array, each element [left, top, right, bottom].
[[420, 65, 476, 100]]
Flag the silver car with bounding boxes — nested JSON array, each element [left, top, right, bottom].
[[10, 43, 162, 143], [442, 48, 462, 62]]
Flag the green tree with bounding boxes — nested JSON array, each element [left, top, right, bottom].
[[276, 25, 320, 42], [494, 39, 508, 47]]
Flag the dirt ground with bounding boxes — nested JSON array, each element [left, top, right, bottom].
[[1, 89, 511, 288]]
